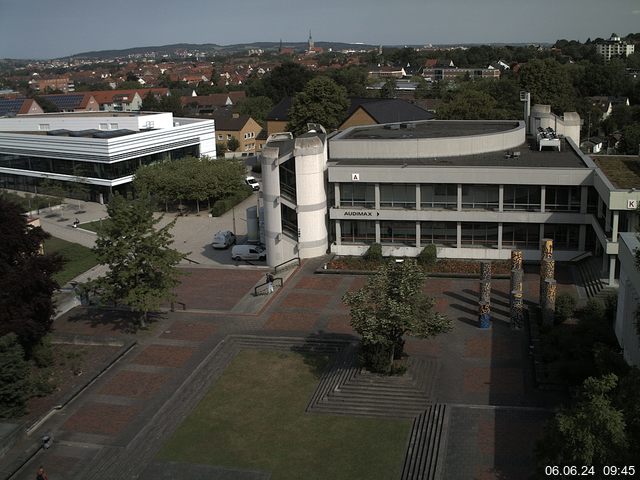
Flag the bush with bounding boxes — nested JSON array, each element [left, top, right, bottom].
[[363, 243, 383, 262], [31, 337, 54, 368], [0, 334, 30, 418], [555, 293, 577, 324], [210, 188, 252, 217], [359, 341, 392, 374], [417, 244, 437, 267], [604, 294, 618, 323]]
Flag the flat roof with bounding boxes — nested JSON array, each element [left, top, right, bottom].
[[7, 112, 157, 119], [593, 156, 640, 188], [330, 138, 588, 169], [339, 120, 520, 140]]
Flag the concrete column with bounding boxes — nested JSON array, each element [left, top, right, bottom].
[[415, 184, 421, 211], [456, 222, 462, 249], [498, 185, 504, 212], [375, 221, 380, 244], [335, 220, 341, 246], [539, 225, 545, 249], [334, 183, 340, 208], [580, 186, 588, 214], [579, 224, 586, 251], [540, 185, 546, 213], [415, 222, 421, 248], [374, 183, 380, 210], [612, 211, 619, 242], [609, 256, 616, 286], [457, 184, 462, 211], [497, 223, 503, 250]]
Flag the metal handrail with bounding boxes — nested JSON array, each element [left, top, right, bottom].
[[274, 256, 300, 273], [254, 277, 283, 296]]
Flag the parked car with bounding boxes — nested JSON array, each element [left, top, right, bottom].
[[231, 244, 266, 261], [212, 230, 236, 249], [245, 176, 260, 191]]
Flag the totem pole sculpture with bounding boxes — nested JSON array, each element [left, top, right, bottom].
[[510, 249, 524, 329], [540, 238, 556, 326], [478, 261, 492, 329]]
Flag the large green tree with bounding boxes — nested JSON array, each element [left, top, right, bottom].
[[536, 374, 627, 468], [237, 96, 273, 125], [0, 334, 30, 418], [343, 260, 452, 373], [246, 62, 314, 103], [286, 76, 349, 135], [518, 58, 576, 112], [0, 197, 63, 352], [89, 194, 185, 327], [619, 123, 640, 155]]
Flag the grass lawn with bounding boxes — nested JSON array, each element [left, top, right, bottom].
[[77, 219, 110, 233], [158, 350, 411, 480], [44, 236, 99, 285]]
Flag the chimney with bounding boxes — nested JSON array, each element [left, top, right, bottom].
[[232, 112, 239, 119]]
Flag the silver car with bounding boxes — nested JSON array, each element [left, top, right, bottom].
[[212, 230, 236, 249]]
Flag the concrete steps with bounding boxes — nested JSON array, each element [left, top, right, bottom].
[[401, 405, 447, 480]]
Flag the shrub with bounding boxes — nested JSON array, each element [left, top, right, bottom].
[[210, 188, 252, 217], [0, 334, 30, 418], [417, 244, 437, 267], [555, 293, 577, 324], [359, 341, 392, 374], [31, 337, 54, 368], [604, 294, 618, 323], [363, 243, 383, 262]]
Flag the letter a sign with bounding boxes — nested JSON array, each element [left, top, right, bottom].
[[351, 173, 360, 181]]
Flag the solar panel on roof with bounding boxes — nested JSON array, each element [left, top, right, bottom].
[[42, 94, 84, 109]]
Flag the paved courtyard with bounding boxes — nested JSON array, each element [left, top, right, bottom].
[[4, 257, 575, 480]]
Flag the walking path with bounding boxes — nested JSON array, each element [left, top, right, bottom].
[[2, 256, 575, 480]]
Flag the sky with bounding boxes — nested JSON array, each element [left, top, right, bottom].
[[1, 0, 639, 59]]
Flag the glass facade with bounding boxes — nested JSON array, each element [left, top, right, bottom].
[[380, 221, 416, 245], [544, 224, 580, 250], [503, 185, 541, 211], [279, 160, 297, 202], [0, 146, 198, 181], [281, 204, 298, 239], [340, 183, 375, 208], [461, 185, 499, 210], [421, 184, 457, 209], [545, 186, 581, 212], [502, 223, 540, 249], [461, 222, 499, 248], [421, 221, 457, 246], [380, 184, 416, 208], [341, 220, 375, 244]]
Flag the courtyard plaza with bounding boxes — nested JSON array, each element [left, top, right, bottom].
[[0, 250, 576, 480]]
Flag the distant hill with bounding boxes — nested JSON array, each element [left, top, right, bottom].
[[68, 41, 381, 60]]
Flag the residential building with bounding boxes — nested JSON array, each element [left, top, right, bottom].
[[421, 67, 501, 82], [39, 93, 100, 112], [28, 76, 74, 93], [0, 112, 215, 203], [0, 98, 44, 116], [596, 33, 635, 62], [89, 88, 168, 112], [258, 106, 640, 292], [181, 92, 246, 116], [211, 112, 262, 155]]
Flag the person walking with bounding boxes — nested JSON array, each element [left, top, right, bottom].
[[36, 466, 48, 480], [266, 272, 274, 294], [72, 218, 79, 228]]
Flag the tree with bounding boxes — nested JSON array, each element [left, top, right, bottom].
[[0, 198, 63, 352], [0, 334, 30, 418], [619, 123, 640, 155], [237, 96, 273, 125], [247, 62, 314, 103], [287, 76, 349, 135], [437, 89, 501, 120], [536, 374, 627, 468], [518, 58, 576, 112], [227, 136, 240, 152], [329, 65, 368, 97], [343, 260, 452, 373], [89, 194, 185, 327], [379, 79, 397, 99], [216, 141, 228, 158], [140, 91, 160, 111]]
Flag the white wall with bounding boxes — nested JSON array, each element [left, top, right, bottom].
[[615, 233, 640, 367]]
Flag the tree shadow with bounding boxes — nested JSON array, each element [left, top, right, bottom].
[[444, 290, 478, 307], [457, 316, 478, 327], [290, 331, 358, 378], [58, 306, 163, 334]]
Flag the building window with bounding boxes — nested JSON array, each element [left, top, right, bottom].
[[217, 135, 223, 140], [421, 221, 456, 246], [587, 187, 598, 214], [545, 186, 581, 212], [38, 124, 50, 131], [503, 185, 541, 211], [340, 183, 375, 208], [502, 223, 540, 249], [380, 184, 416, 209], [109, 123, 118, 130], [341, 220, 376, 244], [281, 204, 298, 240], [461, 223, 499, 248], [99, 123, 108, 130], [380, 221, 416, 245], [227, 134, 232, 140], [544, 224, 580, 250], [421, 184, 457, 209], [461, 185, 499, 210], [279, 159, 296, 202]]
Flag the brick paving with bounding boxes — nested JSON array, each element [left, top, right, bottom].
[[7, 260, 579, 480]]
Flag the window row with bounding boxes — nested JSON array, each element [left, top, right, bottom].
[[337, 183, 587, 213], [340, 220, 581, 250], [0, 145, 199, 180]]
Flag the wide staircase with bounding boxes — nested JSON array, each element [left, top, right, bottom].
[[572, 253, 606, 299]]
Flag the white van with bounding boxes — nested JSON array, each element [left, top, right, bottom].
[[231, 244, 266, 261], [212, 230, 236, 249]]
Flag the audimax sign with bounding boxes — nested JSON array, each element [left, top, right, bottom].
[[342, 210, 380, 217]]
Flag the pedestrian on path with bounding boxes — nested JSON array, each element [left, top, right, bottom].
[[72, 218, 79, 228], [266, 272, 274, 294], [36, 466, 48, 480]]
